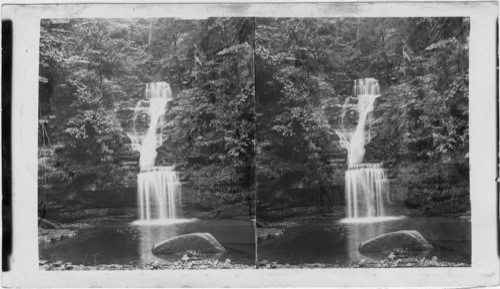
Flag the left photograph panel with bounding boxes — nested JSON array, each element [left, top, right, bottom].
[[38, 18, 256, 270]]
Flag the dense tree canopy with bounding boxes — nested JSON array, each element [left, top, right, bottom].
[[39, 17, 469, 210], [39, 18, 255, 203], [255, 18, 469, 206]]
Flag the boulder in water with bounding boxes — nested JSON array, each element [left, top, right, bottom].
[[359, 230, 432, 252], [152, 233, 225, 254]]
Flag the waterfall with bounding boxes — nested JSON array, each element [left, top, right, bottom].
[[138, 166, 180, 220], [345, 163, 389, 219], [336, 78, 392, 221], [139, 87, 171, 168], [131, 82, 182, 223]]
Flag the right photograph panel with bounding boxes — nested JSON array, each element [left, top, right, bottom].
[[255, 18, 471, 268]]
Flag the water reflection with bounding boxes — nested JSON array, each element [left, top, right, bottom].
[[137, 224, 179, 265], [257, 216, 470, 265], [345, 222, 385, 261], [39, 219, 256, 266], [136, 220, 256, 265]]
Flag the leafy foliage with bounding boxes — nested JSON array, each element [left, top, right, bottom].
[[39, 17, 469, 210], [255, 19, 342, 189], [157, 18, 256, 203], [256, 18, 469, 207], [39, 18, 255, 202]]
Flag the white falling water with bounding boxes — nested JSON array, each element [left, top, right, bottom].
[[137, 166, 180, 220], [336, 78, 391, 221], [131, 82, 182, 223], [139, 95, 170, 168], [345, 163, 388, 219]]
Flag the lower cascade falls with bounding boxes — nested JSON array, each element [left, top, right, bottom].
[[345, 163, 388, 219], [131, 82, 183, 224], [336, 78, 395, 222], [137, 166, 181, 220]]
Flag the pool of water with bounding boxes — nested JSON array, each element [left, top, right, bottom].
[[40, 216, 471, 267], [39, 219, 256, 266], [257, 216, 471, 266]]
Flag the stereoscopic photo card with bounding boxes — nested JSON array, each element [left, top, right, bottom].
[[2, 1, 499, 288]]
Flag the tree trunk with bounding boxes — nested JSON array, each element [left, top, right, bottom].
[[356, 18, 361, 44], [148, 20, 153, 47]]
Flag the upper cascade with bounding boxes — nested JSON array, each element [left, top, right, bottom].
[[145, 82, 172, 99], [353, 78, 380, 96], [137, 82, 173, 168], [336, 78, 381, 165]]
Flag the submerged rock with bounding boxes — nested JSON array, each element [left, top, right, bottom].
[[151, 233, 225, 254], [38, 218, 63, 229], [38, 228, 78, 244], [256, 219, 270, 228], [257, 228, 284, 241], [359, 230, 432, 252]]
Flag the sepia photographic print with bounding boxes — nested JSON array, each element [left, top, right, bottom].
[[38, 17, 257, 270], [255, 17, 471, 269], [2, 1, 499, 288]]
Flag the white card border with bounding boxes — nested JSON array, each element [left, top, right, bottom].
[[2, 1, 498, 287]]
